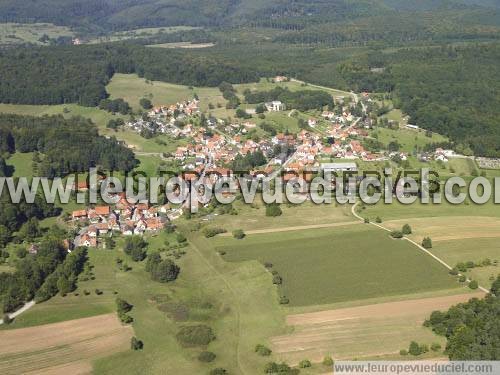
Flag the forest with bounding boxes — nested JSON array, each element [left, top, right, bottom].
[[425, 277, 500, 360], [0, 114, 138, 177], [0, 43, 260, 106]]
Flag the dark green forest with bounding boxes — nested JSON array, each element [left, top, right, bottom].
[[0, 114, 138, 177], [0, 44, 259, 106], [425, 277, 500, 360]]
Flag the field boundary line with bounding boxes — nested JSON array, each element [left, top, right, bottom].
[[350, 202, 489, 294], [219, 221, 360, 236]]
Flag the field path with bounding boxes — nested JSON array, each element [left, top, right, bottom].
[[0, 301, 35, 325], [351, 203, 490, 293], [219, 221, 360, 236]]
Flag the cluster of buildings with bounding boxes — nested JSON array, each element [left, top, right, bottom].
[[71, 197, 170, 248], [127, 99, 201, 137]]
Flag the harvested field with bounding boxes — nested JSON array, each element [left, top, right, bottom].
[[383, 216, 500, 242], [272, 292, 484, 364], [0, 313, 133, 375]]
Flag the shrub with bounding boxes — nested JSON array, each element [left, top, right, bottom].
[[131, 337, 143, 350], [323, 356, 334, 366], [116, 298, 133, 314], [390, 230, 403, 239], [364, 217, 370, 223], [176, 325, 216, 347], [272, 275, 282, 285], [458, 275, 467, 282], [95, 289, 103, 295], [232, 229, 245, 239], [210, 368, 227, 375], [449, 268, 459, 276], [279, 296, 289, 305], [255, 344, 272, 356], [265, 204, 282, 217], [119, 312, 133, 324], [123, 236, 147, 261], [402, 224, 412, 235], [176, 233, 187, 243], [375, 216, 382, 223], [399, 349, 408, 356], [3, 313, 13, 325], [203, 227, 227, 238], [421, 237, 432, 249], [198, 351, 216, 362], [408, 341, 421, 356], [431, 343, 441, 352], [264, 262, 273, 268], [299, 359, 312, 368], [469, 280, 479, 289]]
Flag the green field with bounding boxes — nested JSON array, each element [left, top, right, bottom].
[[215, 225, 460, 306], [0, 22, 73, 45], [88, 26, 199, 44], [107, 73, 225, 112], [372, 127, 448, 153], [430, 238, 500, 288], [6, 152, 34, 178]]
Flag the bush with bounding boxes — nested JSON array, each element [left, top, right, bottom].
[[232, 229, 245, 239], [364, 217, 370, 223], [390, 230, 403, 239], [431, 343, 441, 352], [408, 341, 421, 356], [469, 280, 479, 289], [375, 216, 382, 223], [119, 312, 133, 324], [198, 351, 216, 362], [131, 337, 143, 350], [421, 237, 432, 249], [123, 236, 147, 261], [2, 313, 13, 325], [15, 247, 27, 259], [458, 275, 467, 282], [323, 356, 334, 366], [209, 368, 227, 375], [255, 344, 272, 356], [176, 325, 216, 347], [203, 227, 227, 238], [399, 349, 408, 356], [449, 268, 459, 276], [279, 296, 289, 305], [116, 298, 133, 314], [265, 204, 282, 217], [299, 359, 312, 368], [272, 274, 282, 285], [402, 224, 412, 235]]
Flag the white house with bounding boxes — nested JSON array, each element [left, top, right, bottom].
[[265, 101, 285, 112]]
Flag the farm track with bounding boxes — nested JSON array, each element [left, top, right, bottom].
[[219, 221, 361, 236]]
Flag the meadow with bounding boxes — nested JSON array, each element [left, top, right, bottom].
[[0, 22, 73, 45], [215, 225, 461, 307], [372, 127, 448, 153]]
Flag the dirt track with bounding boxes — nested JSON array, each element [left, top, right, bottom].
[[0, 313, 133, 375]]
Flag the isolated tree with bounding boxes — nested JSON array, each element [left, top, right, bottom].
[[323, 356, 334, 366], [265, 204, 282, 217], [421, 237, 432, 249], [139, 98, 153, 110], [408, 341, 421, 356], [402, 224, 412, 235], [131, 337, 144, 350], [469, 280, 479, 290], [232, 229, 245, 239]]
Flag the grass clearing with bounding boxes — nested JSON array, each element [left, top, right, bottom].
[[372, 127, 448, 153], [216, 225, 460, 306], [106, 73, 224, 112], [0, 22, 73, 45]]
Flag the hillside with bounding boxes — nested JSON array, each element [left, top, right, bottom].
[[0, 0, 499, 31]]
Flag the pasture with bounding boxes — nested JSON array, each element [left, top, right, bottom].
[[0, 313, 132, 375], [0, 22, 73, 45], [372, 127, 448, 153], [216, 225, 460, 306], [106, 73, 225, 112]]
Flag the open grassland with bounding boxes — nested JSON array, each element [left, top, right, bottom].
[[212, 200, 354, 233], [6, 228, 285, 374], [372, 127, 448, 153], [272, 292, 483, 365], [429, 238, 500, 288], [6, 152, 34, 178], [216, 225, 460, 306], [107, 73, 225, 112], [88, 26, 199, 44], [361, 197, 500, 221], [0, 22, 73, 45], [0, 313, 132, 375], [148, 42, 215, 49]]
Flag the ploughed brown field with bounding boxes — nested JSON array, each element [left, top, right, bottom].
[[0, 313, 133, 375]]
